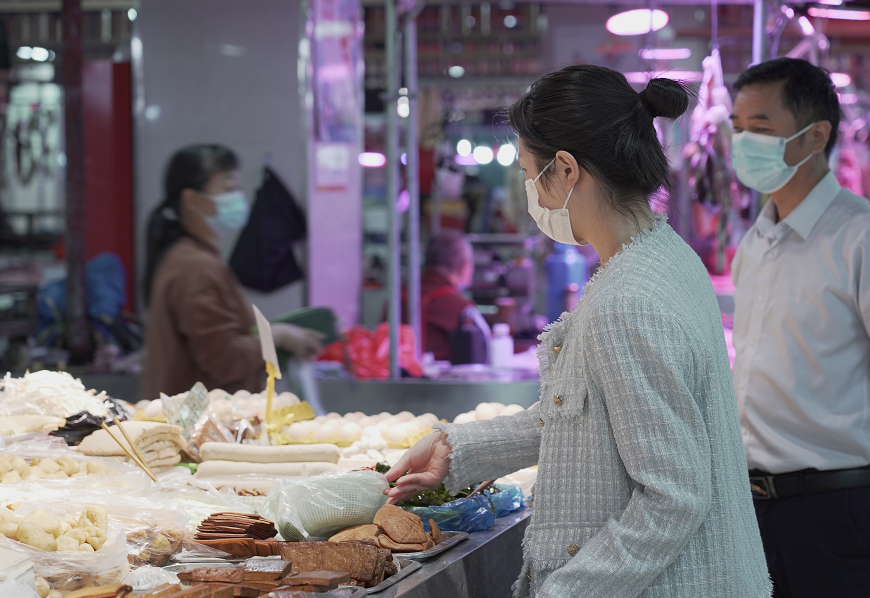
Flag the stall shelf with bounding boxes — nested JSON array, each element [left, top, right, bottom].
[[318, 378, 540, 423], [375, 509, 531, 598]]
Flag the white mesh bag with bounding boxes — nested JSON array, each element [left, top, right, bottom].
[[261, 471, 388, 541]]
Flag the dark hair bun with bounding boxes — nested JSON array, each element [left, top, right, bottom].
[[639, 78, 689, 119]]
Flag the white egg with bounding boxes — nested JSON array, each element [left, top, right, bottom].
[[144, 399, 163, 419], [475, 403, 498, 421], [357, 416, 376, 428], [385, 426, 407, 443], [234, 390, 252, 402], [362, 426, 381, 438], [500, 404, 525, 416], [352, 411, 366, 419], [337, 422, 363, 441], [403, 421, 422, 435], [277, 392, 300, 406], [454, 413, 476, 425], [369, 436, 389, 452], [342, 412, 359, 422], [396, 411, 415, 422], [326, 412, 342, 420], [488, 402, 506, 415], [313, 425, 334, 441], [378, 412, 392, 420], [367, 449, 385, 461], [376, 421, 391, 434], [285, 423, 308, 441], [417, 413, 439, 425], [342, 446, 359, 458], [314, 415, 330, 424]]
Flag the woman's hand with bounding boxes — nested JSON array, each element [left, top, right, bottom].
[[272, 323, 325, 360], [384, 430, 452, 504]]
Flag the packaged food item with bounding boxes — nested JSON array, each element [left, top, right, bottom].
[[261, 471, 388, 541], [0, 437, 129, 485], [0, 502, 129, 592], [77, 422, 187, 472]]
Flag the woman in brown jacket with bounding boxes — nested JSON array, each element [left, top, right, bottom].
[[138, 145, 321, 402]]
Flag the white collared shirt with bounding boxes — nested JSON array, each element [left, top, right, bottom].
[[732, 171, 870, 474]]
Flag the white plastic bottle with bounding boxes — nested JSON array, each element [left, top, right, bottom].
[[490, 323, 514, 369]]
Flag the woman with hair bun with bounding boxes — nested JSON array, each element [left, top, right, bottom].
[[386, 66, 770, 597]]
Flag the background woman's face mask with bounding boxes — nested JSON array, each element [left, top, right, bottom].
[[205, 190, 249, 236], [731, 122, 816, 194], [525, 157, 579, 245]]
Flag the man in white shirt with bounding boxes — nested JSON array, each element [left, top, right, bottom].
[[730, 57, 870, 597]]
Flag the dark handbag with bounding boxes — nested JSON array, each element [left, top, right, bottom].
[[230, 166, 307, 292]]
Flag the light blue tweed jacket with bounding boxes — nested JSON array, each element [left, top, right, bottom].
[[435, 218, 770, 598]]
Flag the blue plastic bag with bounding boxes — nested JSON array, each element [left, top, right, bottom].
[[402, 484, 526, 534], [404, 495, 496, 533], [489, 484, 525, 518]]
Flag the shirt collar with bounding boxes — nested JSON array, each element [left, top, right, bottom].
[[754, 171, 840, 242]]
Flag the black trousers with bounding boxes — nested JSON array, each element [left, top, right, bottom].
[[753, 487, 870, 597]]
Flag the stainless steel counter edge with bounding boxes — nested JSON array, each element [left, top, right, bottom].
[[377, 509, 532, 598]]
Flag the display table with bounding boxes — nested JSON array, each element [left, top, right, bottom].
[[380, 509, 531, 598]]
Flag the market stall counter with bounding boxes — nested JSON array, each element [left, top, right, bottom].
[[373, 509, 531, 598]]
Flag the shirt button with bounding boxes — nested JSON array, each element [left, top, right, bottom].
[[553, 395, 562, 406], [553, 346, 562, 353], [567, 544, 580, 556], [539, 418, 545, 427]]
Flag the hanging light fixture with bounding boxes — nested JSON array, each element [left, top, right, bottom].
[[807, 7, 870, 20], [606, 9, 669, 36]]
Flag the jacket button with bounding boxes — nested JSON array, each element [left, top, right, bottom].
[[567, 544, 580, 556], [539, 418, 545, 426], [553, 346, 562, 353], [553, 395, 562, 406]]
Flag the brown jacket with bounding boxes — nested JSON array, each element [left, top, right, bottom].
[[139, 237, 263, 402]]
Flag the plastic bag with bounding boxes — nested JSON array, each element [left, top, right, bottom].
[[0, 511, 129, 593], [262, 471, 388, 541], [50, 496, 192, 567], [123, 565, 180, 590], [0, 436, 142, 490], [403, 495, 496, 534], [0, 576, 39, 598], [489, 484, 525, 518], [318, 324, 422, 379], [127, 473, 254, 527], [403, 485, 525, 534]]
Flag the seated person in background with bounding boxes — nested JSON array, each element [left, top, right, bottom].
[[419, 230, 476, 361]]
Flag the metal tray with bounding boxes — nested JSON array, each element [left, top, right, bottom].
[[397, 532, 469, 561], [359, 558, 422, 594]]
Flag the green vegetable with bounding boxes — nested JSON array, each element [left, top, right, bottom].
[[368, 462, 499, 511]]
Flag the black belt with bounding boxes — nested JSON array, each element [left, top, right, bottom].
[[749, 465, 870, 500]]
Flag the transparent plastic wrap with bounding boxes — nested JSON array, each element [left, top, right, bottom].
[[122, 564, 180, 590], [127, 473, 255, 528], [50, 496, 192, 567], [0, 501, 129, 593], [261, 471, 389, 541], [0, 436, 140, 487]]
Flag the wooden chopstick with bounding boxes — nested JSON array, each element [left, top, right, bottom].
[[113, 417, 158, 482], [100, 422, 157, 482], [468, 480, 496, 498]]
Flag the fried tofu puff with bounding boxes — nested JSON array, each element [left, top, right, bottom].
[[1, 470, 22, 484], [55, 534, 80, 551], [35, 576, 50, 598], [35, 458, 60, 474], [56, 457, 80, 477], [85, 460, 108, 474], [16, 522, 57, 551]]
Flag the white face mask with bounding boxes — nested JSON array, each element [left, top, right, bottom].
[[731, 122, 816, 194], [525, 158, 579, 245]]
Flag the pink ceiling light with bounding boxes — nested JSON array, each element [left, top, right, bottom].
[[831, 72, 852, 87], [798, 16, 815, 35], [606, 9, 669, 36], [358, 152, 387, 168], [639, 48, 692, 60], [807, 7, 870, 20]]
